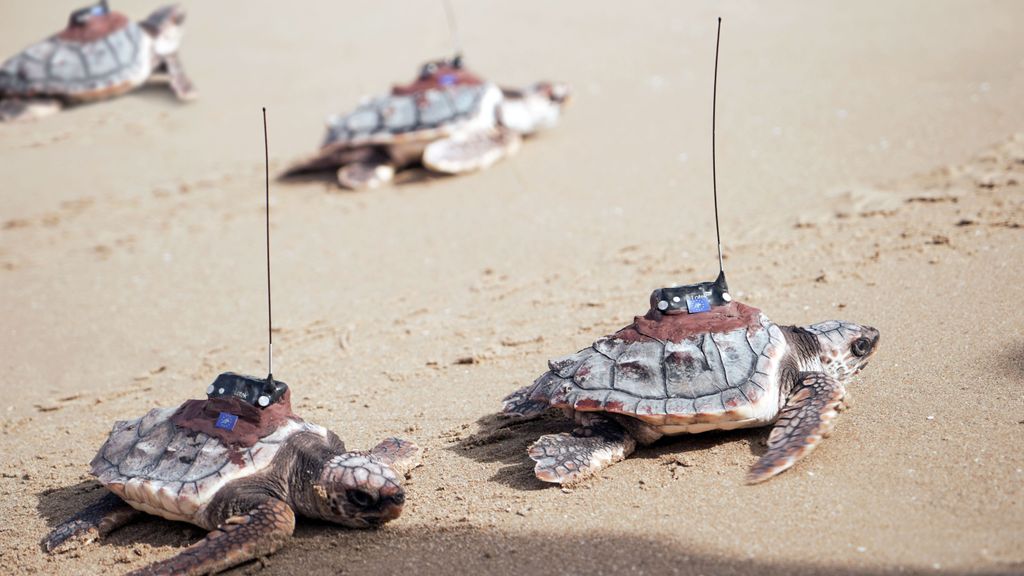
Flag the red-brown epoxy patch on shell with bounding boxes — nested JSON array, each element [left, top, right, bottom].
[[170, 389, 298, 450], [391, 65, 484, 95], [617, 301, 763, 343], [57, 12, 129, 43]]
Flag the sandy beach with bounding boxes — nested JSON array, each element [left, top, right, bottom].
[[1, 1, 1022, 574]]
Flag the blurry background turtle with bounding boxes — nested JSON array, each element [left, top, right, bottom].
[[282, 55, 570, 190], [0, 1, 196, 122]]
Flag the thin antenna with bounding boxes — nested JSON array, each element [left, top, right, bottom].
[[712, 17, 724, 275], [441, 0, 463, 60], [262, 108, 273, 383]]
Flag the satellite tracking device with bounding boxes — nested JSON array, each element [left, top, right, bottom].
[[420, 0, 465, 79], [206, 372, 287, 408], [650, 18, 733, 316], [70, 0, 109, 25], [206, 108, 288, 408], [650, 271, 731, 316], [442, 0, 464, 67]]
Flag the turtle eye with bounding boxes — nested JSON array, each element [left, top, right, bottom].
[[347, 489, 376, 508], [851, 337, 872, 357]]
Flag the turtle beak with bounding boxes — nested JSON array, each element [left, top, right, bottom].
[[552, 83, 572, 106]]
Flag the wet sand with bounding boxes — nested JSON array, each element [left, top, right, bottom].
[[1, 1, 1022, 574]]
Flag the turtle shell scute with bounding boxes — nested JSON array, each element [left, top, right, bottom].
[[90, 407, 329, 526], [525, 303, 788, 429], [321, 83, 502, 149], [0, 17, 152, 100]]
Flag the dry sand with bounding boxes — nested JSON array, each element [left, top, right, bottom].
[[1, 1, 1023, 574]]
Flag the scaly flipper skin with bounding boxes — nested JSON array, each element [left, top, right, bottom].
[[369, 437, 423, 478], [528, 416, 637, 485], [43, 491, 142, 553], [126, 498, 295, 576], [163, 54, 197, 101], [337, 161, 396, 190], [747, 372, 847, 484], [422, 128, 521, 174], [501, 384, 550, 420], [0, 98, 62, 122]]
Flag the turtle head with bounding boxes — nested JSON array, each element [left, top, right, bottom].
[[804, 321, 880, 380], [531, 81, 572, 106], [140, 4, 186, 56], [498, 82, 571, 135], [310, 452, 406, 528]]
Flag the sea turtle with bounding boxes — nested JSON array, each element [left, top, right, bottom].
[[502, 298, 880, 485], [43, 374, 421, 576], [0, 1, 196, 122], [282, 56, 570, 189]]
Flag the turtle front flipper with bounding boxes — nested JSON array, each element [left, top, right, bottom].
[[127, 498, 295, 576], [369, 437, 423, 478], [0, 98, 63, 122], [43, 491, 141, 553], [528, 415, 637, 485], [747, 372, 847, 484], [422, 128, 522, 174], [162, 53, 197, 101]]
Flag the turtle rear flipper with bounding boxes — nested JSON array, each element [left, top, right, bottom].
[[528, 416, 637, 485], [126, 498, 295, 576], [337, 160, 396, 190], [747, 372, 847, 484], [43, 491, 141, 553], [0, 98, 62, 122], [422, 128, 521, 174], [501, 384, 550, 419], [369, 437, 422, 478], [280, 145, 382, 179]]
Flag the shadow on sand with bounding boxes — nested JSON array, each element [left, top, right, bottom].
[[35, 480, 204, 553], [1002, 343, 1024, 378], [37, 477, 1015, 576], [448, 410, 771, 491], [258, 522, 998, 576], [277, 163, 452, 191]]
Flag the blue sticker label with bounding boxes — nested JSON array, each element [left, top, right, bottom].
[[214, 412, 238, 431], [686, 294, 711, 314], [439, 73, 457, 87]]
